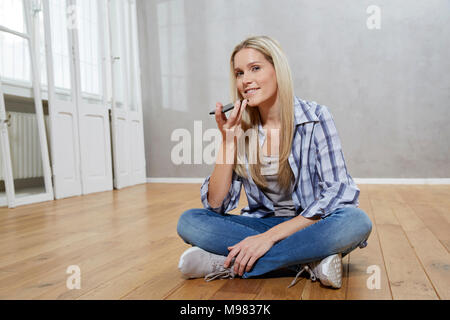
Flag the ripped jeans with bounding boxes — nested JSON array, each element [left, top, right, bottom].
[[176, 206, 372, 278]]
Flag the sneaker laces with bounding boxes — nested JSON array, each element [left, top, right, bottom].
[[204, 258, 236, 282], [287, 264, 317, 288], [205, 266, 235, 281]]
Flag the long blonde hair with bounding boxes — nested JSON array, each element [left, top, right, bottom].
[[230, 36, 295, 192]]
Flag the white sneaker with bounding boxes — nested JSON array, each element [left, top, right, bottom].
[[178, 246, 235, 281], [309, 253, 343, 288], [288, 253, 342, 289]]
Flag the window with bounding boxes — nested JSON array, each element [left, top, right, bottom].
[[47, 0, 71, 91], [0, 0, 104, 100], [0, 0, 30, 84], [77, 0, 102, 99], [0, 0, 25, 33]]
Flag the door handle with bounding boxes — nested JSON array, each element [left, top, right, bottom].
[[0, 113, 11, 127]]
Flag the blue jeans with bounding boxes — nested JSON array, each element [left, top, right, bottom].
[[177, 207, 372, 279]]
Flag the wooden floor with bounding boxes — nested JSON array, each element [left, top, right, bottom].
[[0, 183, 448, 300]]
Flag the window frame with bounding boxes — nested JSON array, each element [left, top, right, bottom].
[[0, 0, 141, 106]]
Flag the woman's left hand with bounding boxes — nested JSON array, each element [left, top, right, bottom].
[[224, 233, 275, 276]]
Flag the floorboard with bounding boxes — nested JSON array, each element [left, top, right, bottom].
[[0, 183, 448, 299]]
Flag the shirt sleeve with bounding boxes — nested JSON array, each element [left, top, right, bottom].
[[200, 170, 243, 214], [300, 105, 360, 219]]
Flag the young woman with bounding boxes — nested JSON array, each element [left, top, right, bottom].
[[176, 35, 372, 289]]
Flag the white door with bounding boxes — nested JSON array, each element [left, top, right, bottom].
[[72, 0, 113, 194], [0, 0, 54, 208], [108, 0, 131, 189], [42, 0, 82, 199], [127, 0, 146, 186], [108, 0, 146, 189]]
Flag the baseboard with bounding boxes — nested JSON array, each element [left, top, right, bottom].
[[146, 177, 450, 184]]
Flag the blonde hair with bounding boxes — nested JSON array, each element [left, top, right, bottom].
[[229, 35, 295, 192]]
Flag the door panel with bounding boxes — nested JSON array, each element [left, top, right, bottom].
[[128, 0, 146, 184], [130, 118, 145, 180], [56, 112, 77, 181], [43, 0, 82, 199], [108, 0, 146, 189], [108, 0, 131, 189], [74, 0, 113, 194]]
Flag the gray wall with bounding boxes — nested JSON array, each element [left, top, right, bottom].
[[136, 0, 450, 179]]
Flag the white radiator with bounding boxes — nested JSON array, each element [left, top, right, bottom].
[[0, 112, 49, 180]]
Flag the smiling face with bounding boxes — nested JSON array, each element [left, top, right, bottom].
[[233, 48, 278, 108]]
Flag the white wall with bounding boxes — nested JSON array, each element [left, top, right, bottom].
[[136, 0, 450, 179]]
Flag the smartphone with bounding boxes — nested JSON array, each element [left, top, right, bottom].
[[209, 102, 234, 115]]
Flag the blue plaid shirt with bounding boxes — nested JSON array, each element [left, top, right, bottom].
[[201, 96, 360, 221]]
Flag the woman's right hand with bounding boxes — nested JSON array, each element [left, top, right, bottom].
[[215, 99, 248, 145]]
